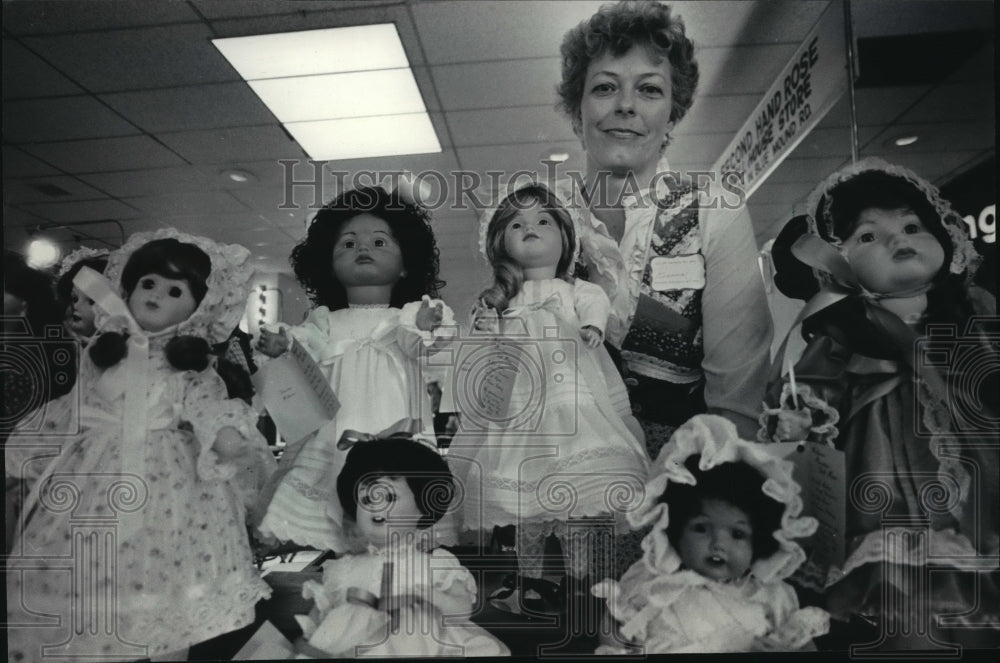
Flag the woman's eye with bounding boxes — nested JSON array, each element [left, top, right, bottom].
[[374, 239, 386, 247], [592, 82, 614, 94], [640, 85, 663, 97], [858, 232, 876, 243], [168, 286, 183, 298], [141, 278, 155, 290]]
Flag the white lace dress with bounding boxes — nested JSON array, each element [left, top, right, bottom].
[[5, 229, 273, 662], [295, 543, 509, 657], [451, 278, 648, 535], [257, 302, 455, 552]]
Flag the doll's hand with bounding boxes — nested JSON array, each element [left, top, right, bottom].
[[771, 408, 813, 442], [471, 300, 500, 333], [212, 426, 244, 461], [415, 296, 444, 331], [580, 325, 603, 348], [256, 327, 289, 357]]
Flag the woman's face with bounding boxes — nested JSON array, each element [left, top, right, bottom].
[[580, 46, 675, 181], [841, 207, 945, 294]]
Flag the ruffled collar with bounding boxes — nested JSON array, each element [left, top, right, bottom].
[[630, 415, 818, 584], [96, 228, 252, 344]]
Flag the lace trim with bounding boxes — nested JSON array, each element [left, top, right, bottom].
[[483, 447, 644, 492], [348, 303, 391, 309]]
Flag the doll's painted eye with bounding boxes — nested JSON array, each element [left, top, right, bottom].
[[141, 278, 155, 290], [858, 232, 876, 243], [168, 286, 183, 298], [731, 528, 749, 541], [903, 223, 923, 234], [374, 238, 386, 247], [510, 221, 522, 230], [689, 521, 708, 534], [538, 218, 550, 225], [343, 240, 356, 249]]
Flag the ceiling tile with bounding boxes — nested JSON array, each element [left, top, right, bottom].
[[3, 96, 139, 142], [949, 41, 995, 83], [446, 106, 575, 147], [861, 121, 995, 155], [820, 86, 931, 127], [432, 58, 562, 110], [123, 190, 250, 217], [157, 125, 306, 165], [22, 135, 187, 173], [792, 125, 882, 159], [190, 0, 397, 20], [697, 43, 797, 96], [99, 82, 276, 133], [19, 198, 142, 224], [2, 39, 83, 99], [155, 212, 275, 235], [455, 141, 585, 184], [79, 166, 218, 198], [24, 24, 238, 92], [2, 204, 49, 230], [2, 0, 199, 34], [748, 181, 815, 206], [3, 146, 61, 177], [895, 83, 996, 124], [761, 155, 850, 185], [4, 176, 109, 204]]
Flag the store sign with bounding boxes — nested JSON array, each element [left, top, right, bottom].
[[714, 1, 848, 197]]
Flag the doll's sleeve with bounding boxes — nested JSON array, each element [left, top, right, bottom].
[[573, 280, 611, 333], [428, 548, 478, 616], [182, 369, 275, 498], [396, 299, 457, 358], [283, 307, 335, 360], [760, 581, 829, 650]]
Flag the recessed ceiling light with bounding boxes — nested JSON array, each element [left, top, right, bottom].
[[893, 135, 919, 147], [213, 25, 440, 160], [547, 152, 570, 163], [222, 169, 256, 183], [26, 238, 60, 269]]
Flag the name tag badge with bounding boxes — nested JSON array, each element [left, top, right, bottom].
[[650, 255, 706, 291]]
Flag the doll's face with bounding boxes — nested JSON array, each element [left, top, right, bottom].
[[503, 203, 564, 272], [354, 476, 424, 547], [65, 286, 97, 337], [127, 273, 198, 332], [841, 207, 945, 295], [677, 498, 754, 582], [331, 214, 404, 290]]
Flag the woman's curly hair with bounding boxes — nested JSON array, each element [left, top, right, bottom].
[[480, 184, 576, 313], [290, 185, 445, 310], [660, 455, 785, 564], [558, 0, 699, 135]]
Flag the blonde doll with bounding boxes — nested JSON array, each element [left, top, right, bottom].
[[595, 415, 828, 653], [6, 230, 274, 661], [451, 183, 649, 589]]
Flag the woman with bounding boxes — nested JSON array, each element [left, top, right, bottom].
[[555, 0, 772, 455]]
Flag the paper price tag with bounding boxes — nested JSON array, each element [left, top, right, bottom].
[[253, 342, 340, 445], [650, 255, 706, 291]]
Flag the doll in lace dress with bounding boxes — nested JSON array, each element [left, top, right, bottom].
[[594, 415, 828, 653], [6, 230, 274, 662], [451, 183, 649, 586], [293, 433, 509, 658], [256, 185, 455, 553], [759, 159, 999, 643]]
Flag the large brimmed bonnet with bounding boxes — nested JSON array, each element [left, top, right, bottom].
[[628, 415, 817, 584], [771, 158, 980, 300]]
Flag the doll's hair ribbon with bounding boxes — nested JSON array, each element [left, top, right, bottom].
[[336, 418, 422, 451]]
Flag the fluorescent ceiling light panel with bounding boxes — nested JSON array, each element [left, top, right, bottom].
[[248, 69, 427, 122], [212, 24, 408, 79], [284, 114, 440, 161], [213, 24, 440, 160]]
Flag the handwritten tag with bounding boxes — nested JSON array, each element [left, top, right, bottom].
[[650, 255, 706, 291], [453, 338, 523, 430], [253, 342, 340, 445]]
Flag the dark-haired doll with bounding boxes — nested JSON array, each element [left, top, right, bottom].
[[293, 431, 509, 658], [595, 415, 828, 653], [6, 230, 274, 661], [256, 185, 455, 553], [759, 159, 999, 641]]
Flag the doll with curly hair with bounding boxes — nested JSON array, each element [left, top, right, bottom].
[[256, 185, 455, 553]]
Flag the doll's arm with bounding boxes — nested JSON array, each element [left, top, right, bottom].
[[182, 369, 275, 501], [428, 548, 477, 618], [397, 298, 457, 358], [573, 280, 611, 348]]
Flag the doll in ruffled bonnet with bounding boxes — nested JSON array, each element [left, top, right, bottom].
[[6, 230, 274, 662], [594, 415, 828, 653], [760, 158, 999, 645]]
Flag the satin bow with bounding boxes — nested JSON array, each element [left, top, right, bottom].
[[336, 418, 422, 451]]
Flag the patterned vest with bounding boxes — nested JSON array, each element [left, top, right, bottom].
[[618, 183, 705, 383]]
